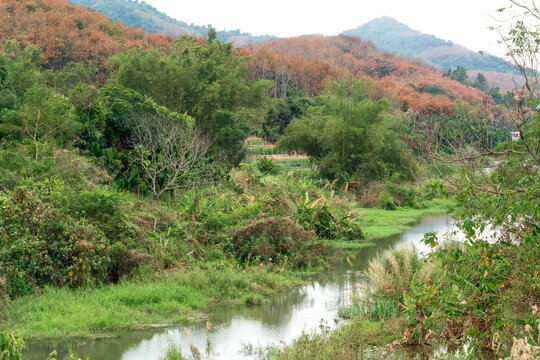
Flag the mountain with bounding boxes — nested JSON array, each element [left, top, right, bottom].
[[343, 17, 513, 74], [67, 0, 275, 46]]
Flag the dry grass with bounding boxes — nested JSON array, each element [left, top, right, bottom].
[[500, 307, 540, 360], [356, 181, 384, 208], [359, 246, 441, 305]]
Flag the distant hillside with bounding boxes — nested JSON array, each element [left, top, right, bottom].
[[246, 35, 485, 115], [67, 0, 275, 45], [0, 0, 172, 71], [343, 17, 514, 74]]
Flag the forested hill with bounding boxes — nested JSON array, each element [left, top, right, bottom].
[[246, 35, 487, 114], [343, 17, 514, 74], [67, 0, 275, 45]]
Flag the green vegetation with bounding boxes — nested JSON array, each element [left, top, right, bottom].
[[279, 79, 417, 183], [354, 198, 452, 239], [281, 5, 539, 358], [0, 2, 537, 359], [1, 332, 25, 360], [1, 259, 300, 339], [276, 318, 406, 360]]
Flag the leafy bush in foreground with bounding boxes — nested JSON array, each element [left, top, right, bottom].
[[0, 331, 24, 360]]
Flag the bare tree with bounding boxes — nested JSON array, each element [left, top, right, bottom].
[[127, 113, 214, 205]]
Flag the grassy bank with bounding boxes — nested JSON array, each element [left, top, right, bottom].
[[0, 260, 302, 340], [329, 198, 453, 249], [354, 198, 454, 240]]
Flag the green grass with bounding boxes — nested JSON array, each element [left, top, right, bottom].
[[246, 145, 288, 156], [329, 241, 375, 249], [0, 261, 302, 340], [338, 299, 397, 321], [160, 345, 188, 360], [354, 198, 454, 240]]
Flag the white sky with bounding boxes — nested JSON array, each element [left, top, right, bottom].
[[144, 0, 510, 57]]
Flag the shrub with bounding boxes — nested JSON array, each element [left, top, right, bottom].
[[378, 191, 397, 210], [294, 193, 363, 240], [261, 193, 294, 217], [67, 187, 135, 243], [230, 217, 327, 269], [0, 189, 110, 296], [382, 176, 426, 209], [257, 156, 280, 175]]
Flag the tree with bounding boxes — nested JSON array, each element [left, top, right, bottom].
[[443, 65, 470, 85], [212, 110, 250, 167], [0, 42, 43, 112], [472, 72, 489, 91], [417, 1, 539, 351], [0, 84, 81, 159], [279, 79, 417, 182], [108, 35, 265, 133], [127, 113, 214, 205]]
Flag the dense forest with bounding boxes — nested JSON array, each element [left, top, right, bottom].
[[0, 0, 538, 359]]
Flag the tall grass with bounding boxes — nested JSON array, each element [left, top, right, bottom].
[[339, 299, 397, 321], [160, 345, 187, 360], [359, 246, 441, 304]]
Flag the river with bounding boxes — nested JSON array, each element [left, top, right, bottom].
[[23, 214, 460, 360]]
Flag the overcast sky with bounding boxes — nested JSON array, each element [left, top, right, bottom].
[[144, 0, 510, 57]]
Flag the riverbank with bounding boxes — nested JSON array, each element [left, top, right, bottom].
[[341, 198, 454, 243], [1, 197, 453, 341], [0, 260, 302, 340], [276, 317, 406, 360]]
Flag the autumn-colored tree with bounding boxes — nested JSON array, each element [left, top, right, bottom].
[[246, 34, 485, 118], [0, 0, 173, 72]]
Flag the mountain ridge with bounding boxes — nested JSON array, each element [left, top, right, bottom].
[[342, 17, 513, 74], [67, 0, 276, 46]]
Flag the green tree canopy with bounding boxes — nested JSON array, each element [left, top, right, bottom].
[[107, 35, 267, 133], [279, 79, 417, 181]]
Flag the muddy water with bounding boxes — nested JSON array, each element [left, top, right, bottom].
[[24, 215, 459, 360]]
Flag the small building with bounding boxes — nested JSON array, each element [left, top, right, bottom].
[[511, 131, 521, 141]]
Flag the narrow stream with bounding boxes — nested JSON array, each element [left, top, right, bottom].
[[24, 215, 460, 360]]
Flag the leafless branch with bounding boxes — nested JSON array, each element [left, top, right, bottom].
[[127, 113, 214, 205]]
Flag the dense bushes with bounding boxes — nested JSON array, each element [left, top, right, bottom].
[[230, 217, 327, 269], [378, 177, 426, 210], [0, 188, 110, 297]]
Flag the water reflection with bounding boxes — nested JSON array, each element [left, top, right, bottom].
[[24, 215, 456, 360]]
